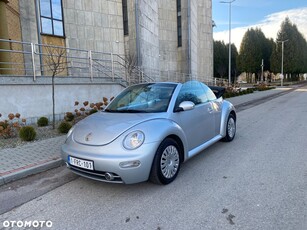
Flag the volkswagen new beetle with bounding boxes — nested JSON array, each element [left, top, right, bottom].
[[61, 81, 236, 185]]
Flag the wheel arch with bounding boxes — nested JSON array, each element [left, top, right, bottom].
[[230, 110, 236, 121], [164, 134, 185, 163], [220, 101, 236, 137]]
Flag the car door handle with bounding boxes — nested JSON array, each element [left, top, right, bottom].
[[208, 107, 213, 113]]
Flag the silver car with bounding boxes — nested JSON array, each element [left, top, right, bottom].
[[61, 81, 236, 185]]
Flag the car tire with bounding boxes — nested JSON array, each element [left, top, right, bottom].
[[222, 113, 236, 142], [149, 138, 181, 185]]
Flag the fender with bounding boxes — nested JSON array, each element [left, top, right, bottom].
[[220, 100, 236, 137], [127, 118, 189, 160]]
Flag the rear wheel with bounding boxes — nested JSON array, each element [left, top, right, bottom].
[[222, 113, 236, 142], [150, 138, 181, 185]]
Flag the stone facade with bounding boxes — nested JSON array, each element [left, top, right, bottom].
[[125, 0, 213, 82], [4, 0, 213, 82], [158, 1, 178, 73], [63, 0, 125, 55]]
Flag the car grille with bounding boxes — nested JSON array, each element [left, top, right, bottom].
[[67, 163, 123, 183]]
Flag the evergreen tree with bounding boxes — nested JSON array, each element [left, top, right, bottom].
[[270, 17, 307, 79], [229, 43, 238, 82], [237, 28, 272, 82], [213, 40, 228, 78], [214, 40, 238, 83]]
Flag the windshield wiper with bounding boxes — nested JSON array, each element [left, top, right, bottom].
[[104, 108, 115, 112]]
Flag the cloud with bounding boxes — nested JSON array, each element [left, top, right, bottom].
[[213, 7, 307, 51]]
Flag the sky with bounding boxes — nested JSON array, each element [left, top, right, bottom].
[[212, 0, 307, 51]]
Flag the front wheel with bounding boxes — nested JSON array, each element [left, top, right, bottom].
[[150, 138, 181, 185], [222, 113, 236, 142]]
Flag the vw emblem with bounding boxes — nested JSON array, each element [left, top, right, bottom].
[[85, 132, 92, 142]]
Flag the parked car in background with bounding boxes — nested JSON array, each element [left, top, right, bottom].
[[61, 81, 236, 185]]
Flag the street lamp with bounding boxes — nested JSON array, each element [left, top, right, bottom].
[[220, 0, 236, 86], [261, 59, 264, 83], [277, 39, 288, 87]]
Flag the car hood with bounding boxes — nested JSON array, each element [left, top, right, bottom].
[[72, 112, 161, 146]]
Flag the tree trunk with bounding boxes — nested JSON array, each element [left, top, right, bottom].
[[52, 75, 55, 129]]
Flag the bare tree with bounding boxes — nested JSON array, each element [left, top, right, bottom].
[[124, 53, 137, 84], [44, 45, 67, 129]]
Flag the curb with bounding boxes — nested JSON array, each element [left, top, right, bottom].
[[0, 158, 64, 186]]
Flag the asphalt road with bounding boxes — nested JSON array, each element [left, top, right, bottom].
[[1, 86, 307, 230]]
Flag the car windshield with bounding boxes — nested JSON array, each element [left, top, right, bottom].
[[105, 83, 177, 113]]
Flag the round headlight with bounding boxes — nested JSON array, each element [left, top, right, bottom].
[[123, 131, 145, 150]]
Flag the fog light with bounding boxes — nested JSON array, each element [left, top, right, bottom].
[[119, 160, 141, 168], [105, 172, 114, 181]]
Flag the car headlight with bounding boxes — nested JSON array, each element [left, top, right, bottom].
[[123, 131, 145, 150]]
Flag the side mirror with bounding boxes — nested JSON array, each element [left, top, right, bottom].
[[177, 101, 195, 112]]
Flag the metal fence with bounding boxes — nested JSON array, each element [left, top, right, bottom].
[[0, 38, 154, 85], [140, 67, 224, 86], [0, 38, 221, 85]]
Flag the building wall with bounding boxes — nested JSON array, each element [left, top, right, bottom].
[[125, 0, 136, 59], [190, 0, 199, 76], [197, 0, 213, 82], [181, 0, 213, 82], [124, 0, 160, 80], [19, 0, 126, 55], [6, 0, 22, 45], [19, 0, 41, 76], [179, 0, 189, 75], [137, 0, 160, 77], [12, 0, 213, 82], [5, 0, 24, 75], [0, 76, 124, 121], [19, 0, 39, 44], [124, 0, 213, 82], [158, 1, 177, 73], [63, 0, 125, 55]]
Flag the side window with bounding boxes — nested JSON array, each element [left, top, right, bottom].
[[200, 83, 217, 101], [175, 81, 208, 108]]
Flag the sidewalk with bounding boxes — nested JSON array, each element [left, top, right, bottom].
[[0, 87, 292, 186], [0, 136, 65, 185], [227, 87, 292, 106]]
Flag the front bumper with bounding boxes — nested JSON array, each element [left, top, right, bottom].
[[61, 140, 159, 184]]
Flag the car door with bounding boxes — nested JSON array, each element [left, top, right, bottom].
[[174, 81, 215, 151], [202, 83, 223, 136]]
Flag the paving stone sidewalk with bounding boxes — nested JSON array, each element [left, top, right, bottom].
[[0, 87, 292, 186], [0, 136, 66, 185]]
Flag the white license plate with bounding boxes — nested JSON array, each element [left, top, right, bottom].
[[69, 156, 94, 170]]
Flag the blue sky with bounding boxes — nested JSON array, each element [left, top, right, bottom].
[[212, 0, 307, 50]]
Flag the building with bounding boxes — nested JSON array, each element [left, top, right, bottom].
[[0, 0, 213, 120], [0, 0, 213, 82]]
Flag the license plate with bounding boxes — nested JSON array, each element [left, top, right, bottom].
[[69, 156, 94, 170]]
